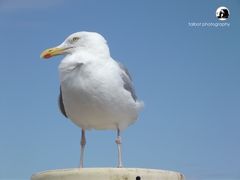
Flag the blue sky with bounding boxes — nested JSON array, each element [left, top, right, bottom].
[[0, 0, 239, 179]]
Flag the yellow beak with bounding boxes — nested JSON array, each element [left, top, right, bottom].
[[40, 47, 67, 59]]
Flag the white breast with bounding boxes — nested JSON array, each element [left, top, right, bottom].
[[59, 57, 141, 130]]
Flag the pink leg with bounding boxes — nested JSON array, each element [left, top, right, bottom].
[[80, 129, 86, 168], [115, 128, 123, 168]]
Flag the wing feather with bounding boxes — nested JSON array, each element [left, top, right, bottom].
[[118, 62, 137, 102], [58, 86, 68, 118]]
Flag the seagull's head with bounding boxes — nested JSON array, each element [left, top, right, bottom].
[[40, 31, 109, 59]]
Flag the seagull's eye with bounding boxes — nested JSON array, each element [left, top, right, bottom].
[[71, 37, 80, 43]]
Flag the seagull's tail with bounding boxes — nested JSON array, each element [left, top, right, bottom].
[[136, 100, 144, 112]]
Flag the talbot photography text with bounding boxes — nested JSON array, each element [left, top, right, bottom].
[[188, 22, 230, 28]]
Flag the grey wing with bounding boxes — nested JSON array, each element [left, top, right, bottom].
[[118, 62, 137, 102], [58, 86, 68, 118]]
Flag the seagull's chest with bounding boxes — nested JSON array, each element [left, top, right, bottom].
[[60, 62, 109, 102], [59, 61, 122, 125], [58, 60, 138, 130]]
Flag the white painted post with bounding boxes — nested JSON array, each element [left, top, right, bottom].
[[31, 168, 184, 180]]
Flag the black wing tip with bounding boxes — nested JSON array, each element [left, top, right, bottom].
[[59, 87, 68, 118]]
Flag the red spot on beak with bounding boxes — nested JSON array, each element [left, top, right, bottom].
[[44, 54, 52, 59]]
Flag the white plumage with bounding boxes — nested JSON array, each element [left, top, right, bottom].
[[41, 31, 143, 167]]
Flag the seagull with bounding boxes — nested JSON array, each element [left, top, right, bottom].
[[40, 31, 143, 168]]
